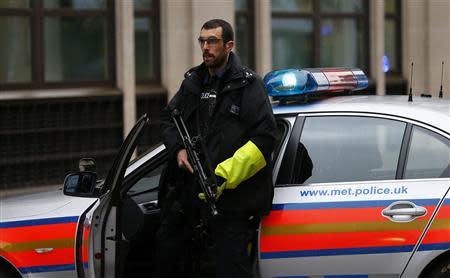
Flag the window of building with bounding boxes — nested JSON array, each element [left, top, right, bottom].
[[235, 0, 254, 69], [384, 0, 401, 75], [43, 0, 112, 83], [0, 1, 32, 84], [134, 0, 160, 83], [271, 0, 368, 72], [0, 0, 115, 89]]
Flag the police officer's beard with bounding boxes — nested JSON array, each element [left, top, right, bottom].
[[204, 51, 228, 70]]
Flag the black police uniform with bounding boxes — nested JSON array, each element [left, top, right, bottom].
[[155, 52, 277, 278]]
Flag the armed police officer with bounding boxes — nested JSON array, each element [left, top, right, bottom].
[[155, 19, 277, 278]]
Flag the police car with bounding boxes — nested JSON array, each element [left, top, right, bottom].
[[1, 68, 449, 278]]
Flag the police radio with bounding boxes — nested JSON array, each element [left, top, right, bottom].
[[170, 109, 219, 216]]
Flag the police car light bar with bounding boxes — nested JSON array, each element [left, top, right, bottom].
[[263, 68, 368, 98]]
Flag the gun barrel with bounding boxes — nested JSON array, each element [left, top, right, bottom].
[[171, 110, 219, 216]]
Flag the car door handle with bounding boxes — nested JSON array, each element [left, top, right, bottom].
[[383, 207, 427, 216], [106, 235, 119, 242], [139, 200, 160, 214], [382, 201, 427, 222]]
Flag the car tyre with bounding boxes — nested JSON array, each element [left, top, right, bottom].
[[425, 257, 450, 278]]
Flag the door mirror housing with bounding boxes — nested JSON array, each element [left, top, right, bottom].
[[63, 171, 98, 197]]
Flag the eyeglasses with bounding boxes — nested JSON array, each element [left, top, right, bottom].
[[198, 37, 223, 46]]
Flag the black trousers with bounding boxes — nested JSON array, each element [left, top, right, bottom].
[[209, 215, 255, 278], [153, 181, 201, 278], [153, 190, 256, 277]]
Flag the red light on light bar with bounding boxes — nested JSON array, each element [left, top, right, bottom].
[[321, 68, 357, 92], [264, 67, 369, 99]]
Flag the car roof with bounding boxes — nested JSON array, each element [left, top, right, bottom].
[[272, 95, 450, 134]]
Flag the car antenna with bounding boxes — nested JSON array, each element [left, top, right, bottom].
[[438, 61, 444, 98], [408, 62, 414, 102]]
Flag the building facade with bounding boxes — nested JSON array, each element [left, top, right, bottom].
[[1, 0, 449, 189]]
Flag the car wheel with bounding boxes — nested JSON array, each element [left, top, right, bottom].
[[425, 257, 450, 278]]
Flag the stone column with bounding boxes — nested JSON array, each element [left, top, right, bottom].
[[116, 1, 136, 137], [160, 0, 192, 101], [254, 0, 272, 76], [427, 0, 450, 98], [403, 0, 427, 95], [370, 0, 385, 95]]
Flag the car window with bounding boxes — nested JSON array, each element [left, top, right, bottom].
[[126, 163, 164, 204], [294, 116, 406, 184], [404, 126, 450, 179]]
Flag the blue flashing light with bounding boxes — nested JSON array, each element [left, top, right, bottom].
[[351, 69, 369, 89], [321, 24, 334, 36], [383, 54, 390, 73], [263, 69, 320, 97], [264, 67, 368, 98]]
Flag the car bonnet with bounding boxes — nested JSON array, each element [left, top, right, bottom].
[[0, 190, 97, 222]]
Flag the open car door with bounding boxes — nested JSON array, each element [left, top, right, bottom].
[[87, 114, 149, 278]]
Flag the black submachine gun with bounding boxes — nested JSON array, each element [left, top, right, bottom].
[[171, 109, 219, 216]]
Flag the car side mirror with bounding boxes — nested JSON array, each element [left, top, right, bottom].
[[63, 171, 98, 197]]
